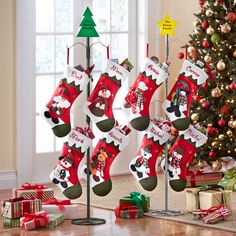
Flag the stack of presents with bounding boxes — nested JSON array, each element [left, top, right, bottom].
[[1, 183, 79, 231]]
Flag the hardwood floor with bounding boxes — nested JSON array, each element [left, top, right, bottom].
[[0, 187, 235, 236]]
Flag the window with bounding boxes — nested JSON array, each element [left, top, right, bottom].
[[17, 0, 138, 183]]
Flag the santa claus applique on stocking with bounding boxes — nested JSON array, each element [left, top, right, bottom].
[[122, 57, 170, 131], [129, 116, 171, 191], [81, 124, 131, 196], [163, 125, 208, 192], [42, 64, 94, 137], [84, 59, 133, 132], [50, 126, 94, 199], [162, 60, 208, 131]]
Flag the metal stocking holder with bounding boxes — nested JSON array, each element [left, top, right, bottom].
[[147, 36, 188, 217], [67, 40, 109, 225]]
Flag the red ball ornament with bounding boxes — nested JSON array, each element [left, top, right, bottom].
[[218, 118, 226, 127], [202, 101, 210, 110], [198, 0, 205, 5], [216, 0, 223, 3], [177, 52, 185, 59], [220, 104, 231, 114], [202, 82, 209, 89], [202, 39, 211, 48], [193, 95, 201, 102], [207, 126, 217, 135], [202, 20, 209, 29], [229, 82, 236, 91], [226, 12, 236, 22], [209, 151, 216, 158]]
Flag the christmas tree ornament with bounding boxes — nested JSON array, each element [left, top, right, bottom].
[[198, 0, 205, 5], [221, 23, 231, 34], [193, 20, 199, 27], [219, 134, 225, 140], [162, 60, 208, 131], [198, 160, 206, 169], [178, 52, 185, 59], [225, 12, 236, 22], [220, 104, 231, 114], [217, 60, 226, 70], [191, 113, 200, 122], [202, 101, 210, 110], [204, 54, 212, 63], [193, 95, 201, 102], [218, 118, 226, 127], [233, 49, 236, 58], [50, 126, 94, 199], [162, 125, 208, 192], [84, 59, 133, 132], [211, 141, 218, 147], [232, 121, 236, 128], [206, 27, 215, 35], [129, 116, 171, 191], [227, 130, 233, 136], [42, 65, 94, 137], [229, 82, 236, 90], [201, 20, 209, 29], [209, 151, 216, 158], [207, 126, 217, 135], [211, 87, 221, 98], [81, 124, 131, 196], [202, 39, 211, 48], [216, 0, 224, 4], [202, 82, 209, 89], [187, 46, 196, 53], [122, 58, 170, 131], [228, 118, 234, 128], [211, 33, 221, 44], [212, 160, 222, 171], [206, 9, 213, 16]]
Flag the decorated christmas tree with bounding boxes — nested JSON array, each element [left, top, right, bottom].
[[187, 0, 236, 171]]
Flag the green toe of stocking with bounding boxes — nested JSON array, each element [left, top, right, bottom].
[[92, 180, 112, 196], [130, 116, 150, 131], [169, 179, 187, 192], [172, 118, 190, 131], [96, 119, 115, 132], [139, 176, 157, 191], [63, 183, 82, 199], [52, 124, 71, 138]]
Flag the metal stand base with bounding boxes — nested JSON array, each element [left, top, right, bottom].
[[71, 218, 106, 225], [149, 209, 184, 217]]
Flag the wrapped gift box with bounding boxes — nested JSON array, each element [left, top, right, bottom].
[[42, 199, 79, 219], [115, 204, 143, 219], [20, 211, 49, 230], [1, 198, 42, 219], [186, 171, 223, 187], [119, 192, 150, 213], [13, 183, 54, 202], [46, 214, 64, 228], [186, 186, 232, 212], [219, 167, 236, 192], [3, 217, 20, 227]]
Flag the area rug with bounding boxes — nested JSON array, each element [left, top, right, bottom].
[[54, 174, 236, 233]]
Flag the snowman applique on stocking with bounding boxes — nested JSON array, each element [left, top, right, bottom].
[[81, 124, 131, 196], [162, 60, 208, 131], [163, 125, 208, 192], [42, 65, 94, 137], [122, 57, 170, 131], [129, 116, 171, 191], [50, 126, 94, 199], [84, 59, 133, 132]]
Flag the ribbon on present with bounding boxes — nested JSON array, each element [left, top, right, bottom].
[[192, 205, 224, 219], [115, 204, 142, 219], [123, 192, 146, 210], [20, 211, 49, 229], [75, 126, 95, 139], [204, 206, 230, 224], [189, 184, 226, 209], [187, 170, 203, 187], [43, 199, 71, 212], [15, 183, 48, 200], [2, 197, 25, 207]]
